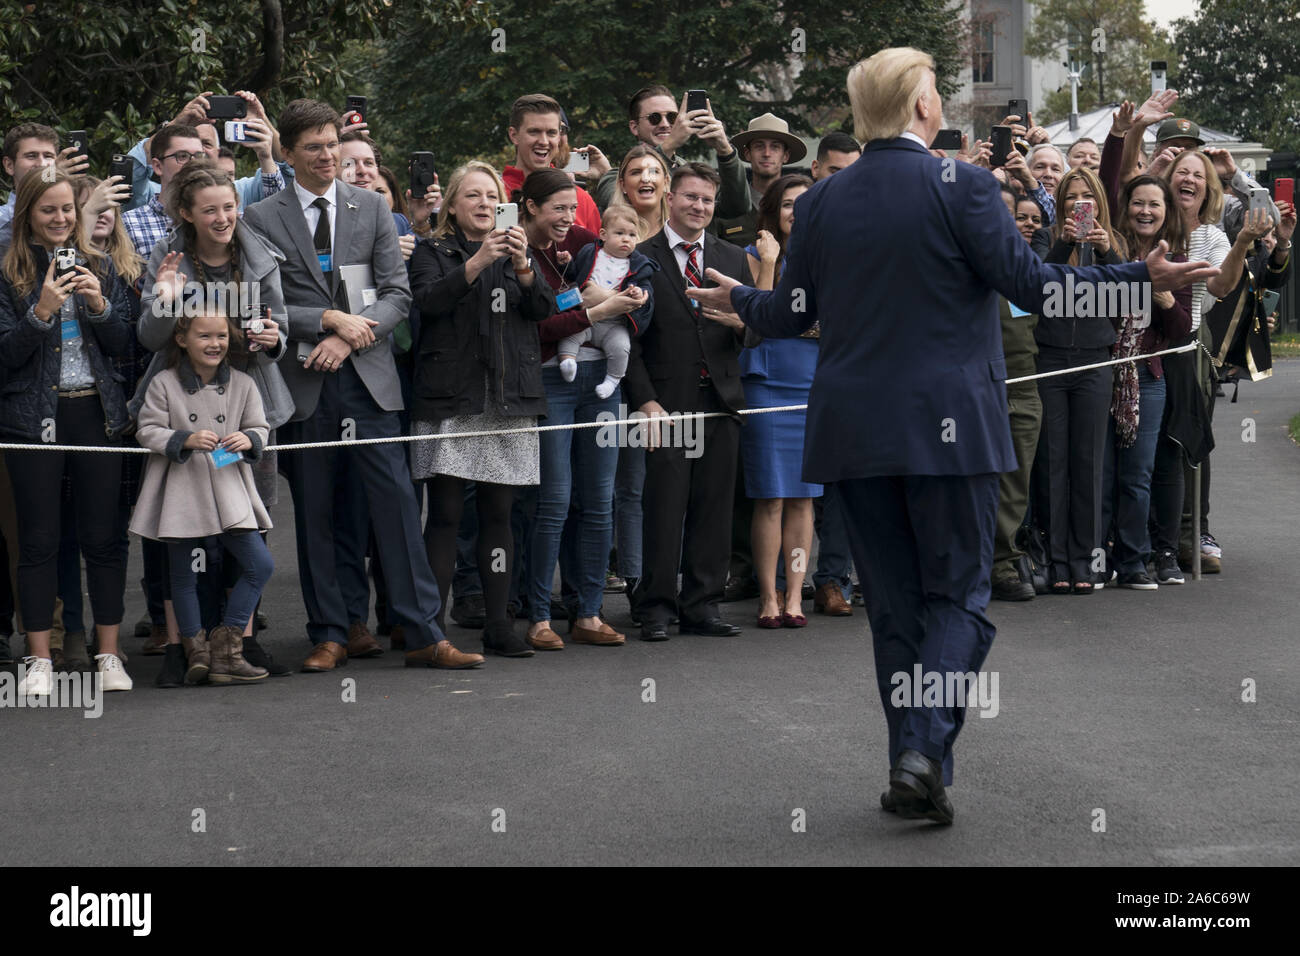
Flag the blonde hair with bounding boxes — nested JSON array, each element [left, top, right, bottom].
[[433, 161, 508, 239], [1168, 150, 1224, 225], [1052, 166, 1127, 264], [611, 144, 670, 240], [2, 168, 106, 298], [848, 47, 935, 143], [75, 176, 144, 286], [601, 204, 641, 233]]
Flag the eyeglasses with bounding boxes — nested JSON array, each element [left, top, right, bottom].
[[163, 151, 199, 164], [643, 112, 678, 126], [298, 141, 340, 155], [680, 192, 715, 208]]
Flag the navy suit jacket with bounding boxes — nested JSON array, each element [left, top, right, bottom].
[[731, 136, 1149, 482]]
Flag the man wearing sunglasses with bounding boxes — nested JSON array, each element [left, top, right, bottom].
[[592, 84, 750, 223], [122, 124, 206, 261]]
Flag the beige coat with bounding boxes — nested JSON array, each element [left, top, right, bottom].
[[129, 362, 272, 540]]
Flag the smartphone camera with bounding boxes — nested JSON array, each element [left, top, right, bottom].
[[54, 247, 78, 279]]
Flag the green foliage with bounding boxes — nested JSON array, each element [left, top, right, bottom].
[[1024, 0, 1170, 124], [367, 0, 967, 172], [1175, 0, 1300, 153], [0, 0, 488, 178]]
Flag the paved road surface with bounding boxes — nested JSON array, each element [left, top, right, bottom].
[[3, 362, 1297, 866]]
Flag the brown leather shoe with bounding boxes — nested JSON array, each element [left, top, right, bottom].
[[526, 626, 565, 651], [404, 639, 484, 669], [301, 641, 348, 672], [347, 621, 383, 658], [814, 582, 853, 616], [389, 625, 406, 651], [572, 619, 625, 646], [141, 624, 168, 655]]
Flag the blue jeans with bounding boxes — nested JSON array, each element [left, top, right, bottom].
[[167, 532, 274, 639], [529, 361, 619, 621], [1102, 366, 1166, 575], [614, 445, 645, 579]]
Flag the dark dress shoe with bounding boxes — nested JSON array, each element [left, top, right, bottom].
[[722, 576, 759, 602], [451, 593, 487, 629], [347, 622, 384, 658], [640, 623, 670, 642], [242, 635, 291, 676], [679, 618, 741, 636], [481, 622, 534, 658], [301, 641, 348, 672], [255, 610, 269, 631], [991, 576, 1035, 601], [889, 749, 954, 825]]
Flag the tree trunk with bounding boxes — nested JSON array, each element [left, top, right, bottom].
[[241, 0, 284, 96]]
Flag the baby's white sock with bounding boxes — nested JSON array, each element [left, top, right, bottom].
[[559, 357, 577, 382], [595, 375, 620, 400]]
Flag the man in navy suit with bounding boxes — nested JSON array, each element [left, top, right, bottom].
[[693, 48, 1217, 825]]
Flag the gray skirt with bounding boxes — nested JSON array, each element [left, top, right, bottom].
[[410, 377, 539, 486]]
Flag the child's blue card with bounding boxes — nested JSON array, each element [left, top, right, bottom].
[[209, 447, 241, 468]]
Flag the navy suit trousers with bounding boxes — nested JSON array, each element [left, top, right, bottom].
[[838, 473, 999, 786], [279, 363, 445, 649]]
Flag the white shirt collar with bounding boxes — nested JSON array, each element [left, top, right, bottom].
[[899, 130, 929, 149], [663, 221, 703, 251], [295, 177, 338, 212]]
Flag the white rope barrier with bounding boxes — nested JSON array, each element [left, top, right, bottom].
[[0, 345, 1198, 454]]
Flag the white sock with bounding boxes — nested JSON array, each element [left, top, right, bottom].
[[595, 375, 620, 399], [559, 357, 577, 382]]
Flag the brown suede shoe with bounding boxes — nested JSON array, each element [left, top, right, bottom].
[[572, 620, 625, 646], [814, 582, 853, 616], [404, 639, 484, 669], [526, 627, 565, 651], [347, 621, 384, 658], [141, 624, 168, 655], [301, 641, 348, 672]]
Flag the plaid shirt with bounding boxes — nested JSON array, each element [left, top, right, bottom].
[[122, 195, 172, 263]]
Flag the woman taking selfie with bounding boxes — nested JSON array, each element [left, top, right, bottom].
[[0, 169, 133, 694]]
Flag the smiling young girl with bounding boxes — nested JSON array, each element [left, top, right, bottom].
[[129, 310, 274, 685]]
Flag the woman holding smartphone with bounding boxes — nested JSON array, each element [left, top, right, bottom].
[[408, 161, 553, 657], [0, 169, 134, 694], [1036, 166, 1125, 593]]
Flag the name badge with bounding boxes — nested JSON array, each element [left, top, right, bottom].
[[209, 447, 241, 468], [61, 318, 80, 341], [317, 253, 332, 274], [555, 287, 582, 310], [1008, 303, 1031, 318]]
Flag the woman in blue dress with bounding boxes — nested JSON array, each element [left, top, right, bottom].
[[742, 174, 821, 628]]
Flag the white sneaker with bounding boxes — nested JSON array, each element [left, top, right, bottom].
[[18, 656, 53, 697], [95, 653, 133, 692]]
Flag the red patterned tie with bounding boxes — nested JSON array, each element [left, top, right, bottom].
[[682, 241, 702, 289]]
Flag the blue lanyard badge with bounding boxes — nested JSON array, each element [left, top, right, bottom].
[[61, 318, 80, 341], [555, 286, 582, 311], [209, 447, 241, 468], [317, 253, 333, 274]]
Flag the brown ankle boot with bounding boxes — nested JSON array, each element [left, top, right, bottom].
[[181, 631, 210, 685], [208, 625, 268, 684]]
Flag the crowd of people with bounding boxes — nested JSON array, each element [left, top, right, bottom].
[[0, 77, 1289, 696]]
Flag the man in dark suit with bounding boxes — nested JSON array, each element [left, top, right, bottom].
[[242, 98, 482, 672], [624, 162, 753, 642], [692, 49, 1217, 824]]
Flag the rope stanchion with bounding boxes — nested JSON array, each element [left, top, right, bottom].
[[0, 345, 1197, 455]]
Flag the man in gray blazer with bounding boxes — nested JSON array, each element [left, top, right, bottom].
[[242, 98, 482, 672]]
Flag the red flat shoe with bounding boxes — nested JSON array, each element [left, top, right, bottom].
[[781, 612, 807, 628], [757, 615, 783, 629]]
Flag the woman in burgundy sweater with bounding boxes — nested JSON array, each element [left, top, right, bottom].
[[517, 169, 645, 650]]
